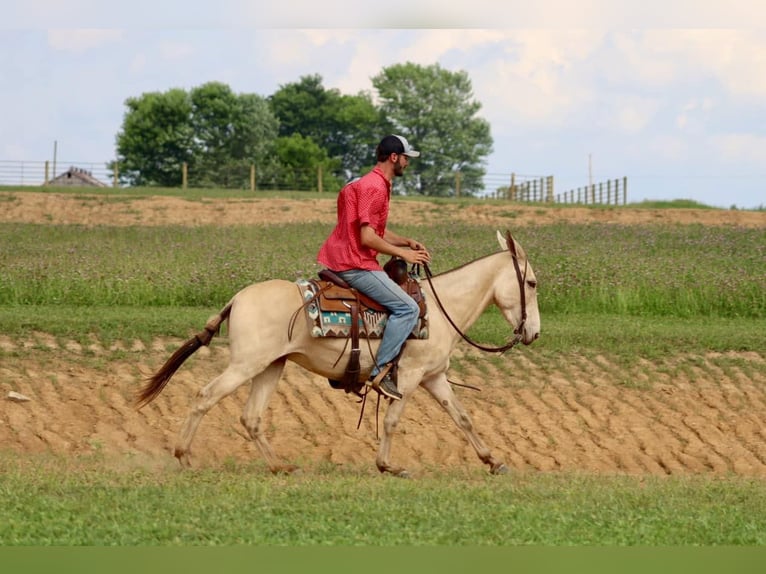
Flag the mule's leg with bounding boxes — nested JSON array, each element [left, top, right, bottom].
[[239, 358, 297, 474], [375, 396, 412, 478], [422, 373, 508, 475], [174, 361, 263, 467]]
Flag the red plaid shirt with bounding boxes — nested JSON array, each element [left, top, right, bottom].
[[317, 166, 391, 271]]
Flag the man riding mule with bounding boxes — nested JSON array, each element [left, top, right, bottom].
[[136, 226, 541, 477], [317, 134, 431, 400]]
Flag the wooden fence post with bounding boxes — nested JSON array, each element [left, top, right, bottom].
[[113, 163, 119, 187], [317, 166, 323, 193], [509, 173, 516, 200], [44, 161, 49, 185], [182, 162, 187, 190], [250, 165, 256, 192]]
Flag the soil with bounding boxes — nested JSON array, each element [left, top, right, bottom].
[[1, 192, 765, 477]]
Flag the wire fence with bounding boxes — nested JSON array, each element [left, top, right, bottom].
[[0, 159, 626, 204]]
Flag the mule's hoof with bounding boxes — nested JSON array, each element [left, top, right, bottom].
[[271, 464, 302, 475], [174, 449, 191, 468], [378, 465, 411, 478], [490, 462, 509, 475]]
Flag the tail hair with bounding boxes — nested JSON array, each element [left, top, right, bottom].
[[134, 302, 232, 409]]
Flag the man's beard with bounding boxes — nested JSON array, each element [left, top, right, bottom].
[[393, 161, 406, 177]]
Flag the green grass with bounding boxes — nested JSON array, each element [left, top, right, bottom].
[[1, 191, 765, 547], [1, 306, 762, 360], [1, 221, 764, 317], [1, 456, 764, 545]]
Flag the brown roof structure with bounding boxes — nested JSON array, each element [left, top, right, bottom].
[[49, 166, 107, 187]]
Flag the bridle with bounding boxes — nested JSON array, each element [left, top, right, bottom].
[[421, 230, 528, 354]]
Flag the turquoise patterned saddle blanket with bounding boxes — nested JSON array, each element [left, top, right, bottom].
[[295, 278, 428, 340]]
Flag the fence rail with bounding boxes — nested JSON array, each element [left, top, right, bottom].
[[0, 160, 113, 187], [0, 159, 626, 205], [557, 178, 628, 205]]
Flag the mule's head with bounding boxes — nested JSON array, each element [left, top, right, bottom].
[[493, 230, 541, 345]]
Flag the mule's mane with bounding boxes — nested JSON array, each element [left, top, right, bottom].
[[428, 250, 512, 279]]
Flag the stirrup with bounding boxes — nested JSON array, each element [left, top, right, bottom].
[[366, 363, 393, 388]]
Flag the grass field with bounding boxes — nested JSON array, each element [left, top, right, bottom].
[[1, 190, 765, 547], [1, 456, 764, 545]]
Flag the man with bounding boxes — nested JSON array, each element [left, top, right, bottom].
[[317, 134, 431, 400]]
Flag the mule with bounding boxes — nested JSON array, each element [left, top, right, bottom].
[[136, 230, 540, 476]]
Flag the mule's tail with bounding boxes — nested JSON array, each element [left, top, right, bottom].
[[135, 301, 233, 409]]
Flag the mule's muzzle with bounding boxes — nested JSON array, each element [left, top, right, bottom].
[[522, 330, 540, 345]]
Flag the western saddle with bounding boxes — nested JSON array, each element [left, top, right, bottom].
[[310, 258, 426, 395]]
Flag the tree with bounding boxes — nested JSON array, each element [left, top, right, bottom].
[[269, 74, 382, 177], [189, 82, 278, 188], [271, 134, 344, 191], [113, 83, 279, 188], [372, 63, 493, 196], [112, 88, 194, 186]]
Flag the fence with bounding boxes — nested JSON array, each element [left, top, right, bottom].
[[0, 159, 626, 205], [483, 174, 628, 205], [0, 160, 340, 192], [556, 178, 628, 206], [0, 160, 114, 187]]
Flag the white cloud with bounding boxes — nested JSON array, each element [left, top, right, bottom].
[[711, 133, 766, 165], [675, 98, 714, 131], [611, 30, 766, 99], [336, 40, 382, 96], [471, 30, 603, 129], [614, 99, 660, 133], [650, 135, 689, 162], [47, 29, 123, 53], [399, 29, 506, 63]]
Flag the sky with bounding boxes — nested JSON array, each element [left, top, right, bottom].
[[2, 0, 765, 208]]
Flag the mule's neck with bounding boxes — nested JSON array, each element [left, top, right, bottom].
[[426, 251, 506, 338]]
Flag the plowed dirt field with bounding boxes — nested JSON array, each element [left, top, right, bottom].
[[1, 192, 765, 477]]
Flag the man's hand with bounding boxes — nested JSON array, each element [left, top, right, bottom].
[[401, 243, 431, 265], [364, 225, 431, 265]]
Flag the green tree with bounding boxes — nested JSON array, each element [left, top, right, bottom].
[[113, 83, 279, 188], [112, 88, 194, 186], [189, 82, 279, 188], [269, 134, 344, 191], [269, 74, 382, 177], [372, 62, 493, 196]]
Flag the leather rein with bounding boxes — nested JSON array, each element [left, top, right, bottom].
[[421, 230, 528, 354]]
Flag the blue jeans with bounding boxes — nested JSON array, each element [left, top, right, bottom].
[[335, 269, 419, 377]]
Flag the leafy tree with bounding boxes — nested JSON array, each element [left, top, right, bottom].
[[269, 74, 382, 177], [372, 62, 493, 196], [112, 88, 194, 186], [113, 83, 279, 188], [270, 134, 344, 191], [189, 82, 279, 188]]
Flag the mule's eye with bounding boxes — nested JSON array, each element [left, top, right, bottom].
[[527, 280, 537, 289]]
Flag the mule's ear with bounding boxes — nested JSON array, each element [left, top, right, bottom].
[[496, 230, 508, 250]]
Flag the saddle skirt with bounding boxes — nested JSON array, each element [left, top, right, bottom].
[[295, 277, 428, 340]]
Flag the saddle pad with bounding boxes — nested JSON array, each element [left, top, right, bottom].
[[296, 279, 428, 340]]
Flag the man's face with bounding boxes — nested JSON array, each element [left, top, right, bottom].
[[392, 153, 409, 177]]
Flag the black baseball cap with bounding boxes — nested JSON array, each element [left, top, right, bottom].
[[377, 134, 420, 158]]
